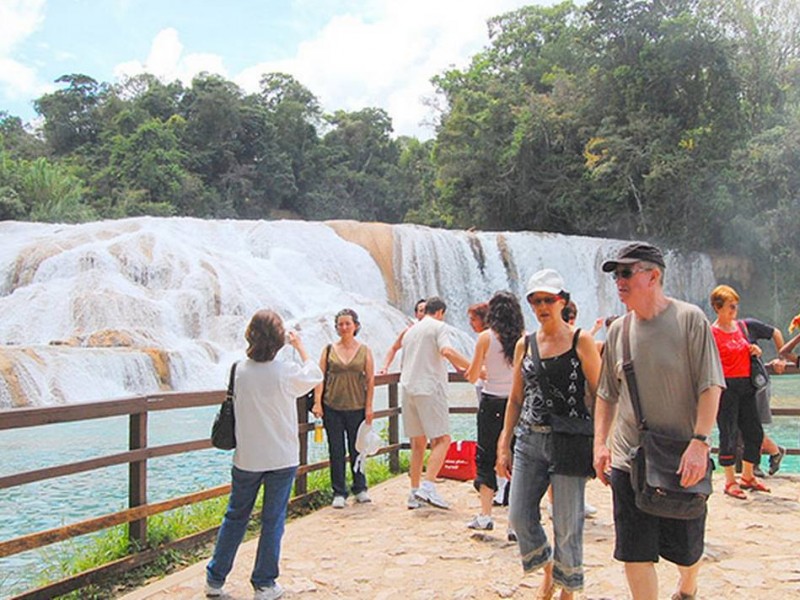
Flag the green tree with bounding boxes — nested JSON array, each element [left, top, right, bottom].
[[18, 158, 96, 222], [34, 74, 108, 155], [309, 108, 402, 221]]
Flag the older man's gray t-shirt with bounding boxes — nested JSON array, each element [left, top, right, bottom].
[[597, 299, 725, 472]]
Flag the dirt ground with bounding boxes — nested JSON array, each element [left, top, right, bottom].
[[120, 472, 800, 599]]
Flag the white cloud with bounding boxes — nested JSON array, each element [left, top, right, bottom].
[[0, 0, 51, 104], [114, 27, 228, 85], [234, 0, 531, 138], [0, 0, 45, 55]]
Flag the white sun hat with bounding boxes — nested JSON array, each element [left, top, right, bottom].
[[354, 421, 382, 473]]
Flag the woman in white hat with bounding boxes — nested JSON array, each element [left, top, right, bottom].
[[496, 269, 601, 600], [312, 308, 375, 508]]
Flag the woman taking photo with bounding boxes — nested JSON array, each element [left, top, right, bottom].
[[464, 291, 524, 532], [497, 269, 601, 600], [206, 309, 322, 600], [710, 285, 771, 499], [313, 308, 375, 508]]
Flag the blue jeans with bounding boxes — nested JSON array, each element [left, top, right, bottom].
[[323, 406, 367, 497], [509, 430, 586, 591], [207, 465, 297, 590]]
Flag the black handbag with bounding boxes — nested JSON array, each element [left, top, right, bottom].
[[527, 333, 595, 478], [211, 362, 238, 450], [737, 321, 768, 391], [622, 314, 712, 520]]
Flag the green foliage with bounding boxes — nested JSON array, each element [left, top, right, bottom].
[[1, 0, 799, 319]]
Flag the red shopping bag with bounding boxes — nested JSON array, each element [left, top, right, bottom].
[[437, 440, 477, 481]]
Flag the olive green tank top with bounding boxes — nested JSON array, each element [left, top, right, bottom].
[[323, 344, 368, 411]]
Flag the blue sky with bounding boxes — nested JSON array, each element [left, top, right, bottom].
[[0, 0, 551, 138]]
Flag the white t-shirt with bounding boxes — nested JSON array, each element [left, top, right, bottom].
[[232, 356, 323, 472], [399, 316, 453, 397]]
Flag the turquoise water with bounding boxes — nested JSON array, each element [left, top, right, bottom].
[[1, 376, 798, 597]]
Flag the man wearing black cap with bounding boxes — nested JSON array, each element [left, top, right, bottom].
[[593, 242, 725, 600]]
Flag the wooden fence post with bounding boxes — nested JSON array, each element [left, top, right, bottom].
[[388, 382, 400, 473], [128, 412, 147, 548], [295, 397, 309, 495]]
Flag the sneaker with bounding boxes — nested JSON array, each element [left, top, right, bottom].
[[254, 583, 284, 600], [493, 478, 510, 506], [584, 501, 598, 518], [415, 484, 450, 509], [331, 495, 346, 509], [407, 490, 421, 509], [769, 446, 787, 476], [354, 491, 372, 504], [507, 528, 517, 542], [466, 514, 493, 530], [205, 582, 224, 597]]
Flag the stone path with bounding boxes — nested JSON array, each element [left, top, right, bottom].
[[120, 472, 800, 599]]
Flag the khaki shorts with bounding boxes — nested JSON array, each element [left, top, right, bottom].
[[402, 390, 449, 439]]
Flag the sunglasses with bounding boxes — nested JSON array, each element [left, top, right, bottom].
[[529, 296, 559, 306], [612, 267, 653, 281]]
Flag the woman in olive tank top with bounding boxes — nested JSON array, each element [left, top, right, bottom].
[[312, 309, 375, 508]]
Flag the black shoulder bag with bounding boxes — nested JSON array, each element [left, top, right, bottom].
[[737, 320, 769, 391], [211, 362, 238, 450], [623, 313, 713, 520], [528, 332, 595, 478]]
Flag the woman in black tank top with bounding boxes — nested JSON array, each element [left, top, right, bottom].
[[496, 269, 601, 600]]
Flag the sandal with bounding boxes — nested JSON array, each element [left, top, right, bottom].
[[740, 476, 771, 493], [535, 582, 555, 600], [724, 480, 747, 500]]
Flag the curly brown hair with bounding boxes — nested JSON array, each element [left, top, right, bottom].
[[487, 291, 525, 365], [245, 309, 285, 362]]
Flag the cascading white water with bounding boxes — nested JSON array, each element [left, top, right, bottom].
[[0, 218, 717, 408], [393, 227, 717, 334]]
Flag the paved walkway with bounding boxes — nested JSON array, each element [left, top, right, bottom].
[[120, 472, 800, 599]]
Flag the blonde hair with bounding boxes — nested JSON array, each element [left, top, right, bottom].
[[710, 284, 740, 311]]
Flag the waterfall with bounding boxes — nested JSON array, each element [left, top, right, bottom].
[[0, 218, 716, 408]]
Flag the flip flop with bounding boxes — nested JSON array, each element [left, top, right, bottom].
[[740, 476, 771, 493], [724, 480, 747, 500]]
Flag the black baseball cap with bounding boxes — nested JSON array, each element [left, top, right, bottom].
[[601, 242, 666, 272]]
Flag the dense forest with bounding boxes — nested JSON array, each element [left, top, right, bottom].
[[1, 0, 799, 322]]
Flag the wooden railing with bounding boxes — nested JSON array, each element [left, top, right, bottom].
[[0, 372, 442, 600], [1, 368, 798, 599]]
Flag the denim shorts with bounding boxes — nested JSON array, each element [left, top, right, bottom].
[[610, 468, 706, 566]]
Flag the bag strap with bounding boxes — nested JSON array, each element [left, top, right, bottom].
[[527, 332, 554, 405], [737, 320, 751, 343], [621, 313, 647, 431], [321, 344, 332, 401], [225, 362, 238, 403]]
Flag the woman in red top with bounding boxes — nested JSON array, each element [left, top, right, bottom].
[[710, 285, 769, 499]]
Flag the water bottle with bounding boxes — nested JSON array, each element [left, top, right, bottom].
[[314, 419, 323, 443]]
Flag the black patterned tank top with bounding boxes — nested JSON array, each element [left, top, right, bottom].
[[515, 329, 590, 435]]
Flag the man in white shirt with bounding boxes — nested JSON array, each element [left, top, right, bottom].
[[400, 296, 469, 509]]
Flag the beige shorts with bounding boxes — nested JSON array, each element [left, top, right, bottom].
[[402, 390, 449, 439]]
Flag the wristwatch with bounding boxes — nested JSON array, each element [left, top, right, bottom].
[[691, 433, 709, 445]]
